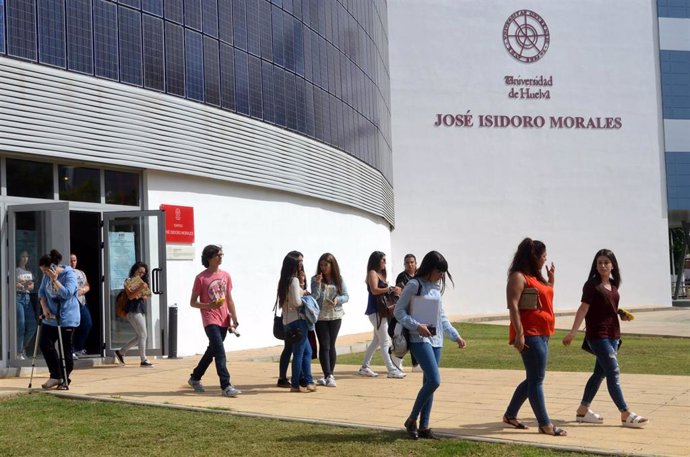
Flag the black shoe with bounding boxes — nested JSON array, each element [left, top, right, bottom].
[[114, 350, 125, 364], [418, 428, 440, 440], [140, 360, 154, 368], [276, 378, 291, 388], [404, 417, 418, 440]]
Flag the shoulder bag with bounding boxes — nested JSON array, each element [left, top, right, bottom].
[[272, 298, 285, 340]]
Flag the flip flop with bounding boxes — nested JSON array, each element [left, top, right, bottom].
[[503, 415, 529, 429], [576, 409, 604, 424], [622, 412, 648, 428]]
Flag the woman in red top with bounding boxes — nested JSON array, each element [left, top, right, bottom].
[[503, 238, 566, 436], [562, 249, 649, 428]]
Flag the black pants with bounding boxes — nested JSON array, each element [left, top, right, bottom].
[[39, 324, 74, 383], [315, 319, 342, 377]]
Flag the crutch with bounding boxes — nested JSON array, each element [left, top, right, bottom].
[[28, 318, 43, 389], [55, 302, 70, 390]]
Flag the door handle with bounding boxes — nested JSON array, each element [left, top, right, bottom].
[[152, 268, 163, 295]]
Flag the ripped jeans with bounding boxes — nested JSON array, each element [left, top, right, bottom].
[[581, 338, 628, 412]]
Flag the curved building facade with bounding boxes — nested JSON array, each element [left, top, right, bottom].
[[0, 0, 393, 364]]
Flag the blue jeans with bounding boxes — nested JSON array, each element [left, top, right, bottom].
[[287, 319, 313, 388], [505, 335, 551, 426], [16, 293, 36, 353], [74, 304, 93, 352], [581, 338, 628, 412], [409, 342, 442, 429], [191, 325, 231, 389]]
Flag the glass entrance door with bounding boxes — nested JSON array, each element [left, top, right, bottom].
[[103, 211, 166, 357], [8, 202, 70, 365]]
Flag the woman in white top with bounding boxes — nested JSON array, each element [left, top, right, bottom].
[[278, 254, 315, 393], [15, 250, 36, 360]]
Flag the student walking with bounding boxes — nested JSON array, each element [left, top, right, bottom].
[[115, 262, 153, 367], [358, 251, 404, 379], [395, 253, 420, 372], [562, 249, 648, 428], [503, 238, 566, 436], [187, 245, 242, 397], [70, 253, 92, 359], [394, 251, 466, 440]]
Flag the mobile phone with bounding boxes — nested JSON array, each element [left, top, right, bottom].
[[50, 264, 58, 272], [427, 325, 437, 336]]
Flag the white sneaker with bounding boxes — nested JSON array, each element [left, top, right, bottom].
[[316, 377, 327, 386], [387, 369, 406, 379], [325, 375, 337, 387], [41, 378, 62, 389], [412, 364, 423, 373], [222, 385, 242, 397], [17, 353, 26, 361], [358, 366, 379, 377]]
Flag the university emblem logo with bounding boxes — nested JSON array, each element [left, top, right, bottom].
[[503, 10, 550, 63]]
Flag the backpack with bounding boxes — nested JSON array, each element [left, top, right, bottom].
[[388, 280, 423, 359], [115, 290, 128, 318]]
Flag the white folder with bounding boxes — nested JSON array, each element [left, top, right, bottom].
[[410, 295, 440, 325]]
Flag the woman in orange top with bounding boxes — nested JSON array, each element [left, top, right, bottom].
[[503, 238, 566, 436]]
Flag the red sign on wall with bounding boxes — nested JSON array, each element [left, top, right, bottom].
[[160, 204, 195, 243]]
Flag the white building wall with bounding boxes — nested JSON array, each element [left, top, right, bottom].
[[147, 170, 390, 355], [389, 0, 671, 315]]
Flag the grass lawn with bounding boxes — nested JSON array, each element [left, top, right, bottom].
[[336, 323, 690, 376], [0, 394, 602, 457]]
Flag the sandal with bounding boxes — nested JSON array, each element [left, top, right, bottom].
[[622, 412, 648, 428], [538, 425, 567, 436], [503, 415, 529, 429], [576, 409, 604, 424]]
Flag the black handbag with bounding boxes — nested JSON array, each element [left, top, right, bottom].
[[272, 299, 285, 340]]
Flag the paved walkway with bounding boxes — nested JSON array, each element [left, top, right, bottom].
[[1, 308, 689, 457]]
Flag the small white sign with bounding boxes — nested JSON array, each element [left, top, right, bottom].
[[166, 245, 195, 261]]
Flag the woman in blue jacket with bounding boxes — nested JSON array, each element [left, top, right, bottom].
[[394, 251, 466, 439], [37, 249, 80, 389]]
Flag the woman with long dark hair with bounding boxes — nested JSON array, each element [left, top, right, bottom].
[[562, 249, 648, 428], [394, 251, 466, 439], [503, 238, 566, 436], [115, 262, 153, 367], [358, 251, 404, 379], [277, 250, 306, 388], [311, 253, 349, 387], [278, 254, 315, 392]]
